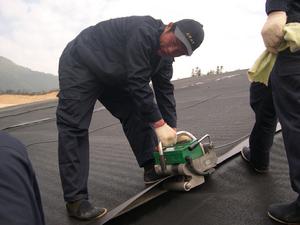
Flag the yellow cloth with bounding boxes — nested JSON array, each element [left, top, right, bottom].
[[248, 23, 300, 85]]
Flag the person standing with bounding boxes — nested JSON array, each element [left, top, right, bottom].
[[261, 0, 300, 223], [241, 82, 277, 173], [57, 16, 204, 220]]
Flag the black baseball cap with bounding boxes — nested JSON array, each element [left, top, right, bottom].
[[174, 19, 204, 56]]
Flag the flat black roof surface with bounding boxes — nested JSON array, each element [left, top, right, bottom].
[[1, 70, 295, 225]]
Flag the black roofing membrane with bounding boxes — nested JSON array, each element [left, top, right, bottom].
[[2, 70, 295, 225]]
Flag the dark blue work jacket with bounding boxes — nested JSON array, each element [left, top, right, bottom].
[[64, 16, 176, 127]]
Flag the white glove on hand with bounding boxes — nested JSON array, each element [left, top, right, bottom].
[[154, 123, 177, 147], [261, 11, 287, 54], [177, 133, 193, 143]]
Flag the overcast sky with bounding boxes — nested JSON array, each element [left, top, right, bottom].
[[0, 0, 267, 79]]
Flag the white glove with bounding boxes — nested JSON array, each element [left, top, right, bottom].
[[177, 133, 193, 143], [154, 123, 177, 147], [261, 11, 287, 54]]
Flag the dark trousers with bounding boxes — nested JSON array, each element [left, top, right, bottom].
[[56, 49, 157, 202], [0, 132, 45, 225], [270, 49, 300, 203], [249, 82, 277, 168]]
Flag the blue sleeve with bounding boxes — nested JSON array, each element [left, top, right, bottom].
[[265, 0, 290, 14], [0, 132, 45, 225], [125, 25, 162, 123], [152, 58, 177, 128]]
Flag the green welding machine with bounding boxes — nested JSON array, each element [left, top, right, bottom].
[[153, 131, 218, 191]]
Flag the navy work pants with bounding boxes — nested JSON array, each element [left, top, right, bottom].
[[56, 46, 157, 202], [270, 49, 300, 204], [249, 82, 277, 168], [0, 131, 45, 225]]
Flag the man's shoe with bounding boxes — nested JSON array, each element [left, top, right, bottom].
[[241, 147, 268, 173], [66, 199, 107, 220], [268, 201, 300, 224], [144, 164, 168, 185]]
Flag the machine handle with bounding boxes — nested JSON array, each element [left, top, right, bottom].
[[188, 134, 212, 151], [176, 131, 197, 141], [157, 142, 166, 173], [158, 131, 196, 173]]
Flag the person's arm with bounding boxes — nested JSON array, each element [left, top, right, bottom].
[[152, 57, 177, 129], [0, 132, 45, 225], [125, 25, 162, 123], [266, 0, 290, 13], [125, 24, 176, 146], [262, 0, 289, 53]]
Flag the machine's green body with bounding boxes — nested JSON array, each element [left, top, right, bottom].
[[153, 140, 205, 165], [153, 131, 217, 191]]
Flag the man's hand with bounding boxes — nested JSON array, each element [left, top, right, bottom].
[[261, 11, 287, 54], [177, 133, 193, 143], [154, 123, 177, 147]]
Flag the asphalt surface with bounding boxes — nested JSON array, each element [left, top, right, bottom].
[[1, 70, 295, 225]]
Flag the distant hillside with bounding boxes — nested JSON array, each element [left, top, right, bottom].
[[0, 56, 58, 93]]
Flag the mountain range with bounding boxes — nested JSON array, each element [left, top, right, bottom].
[[0, 56, 58, 93]]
